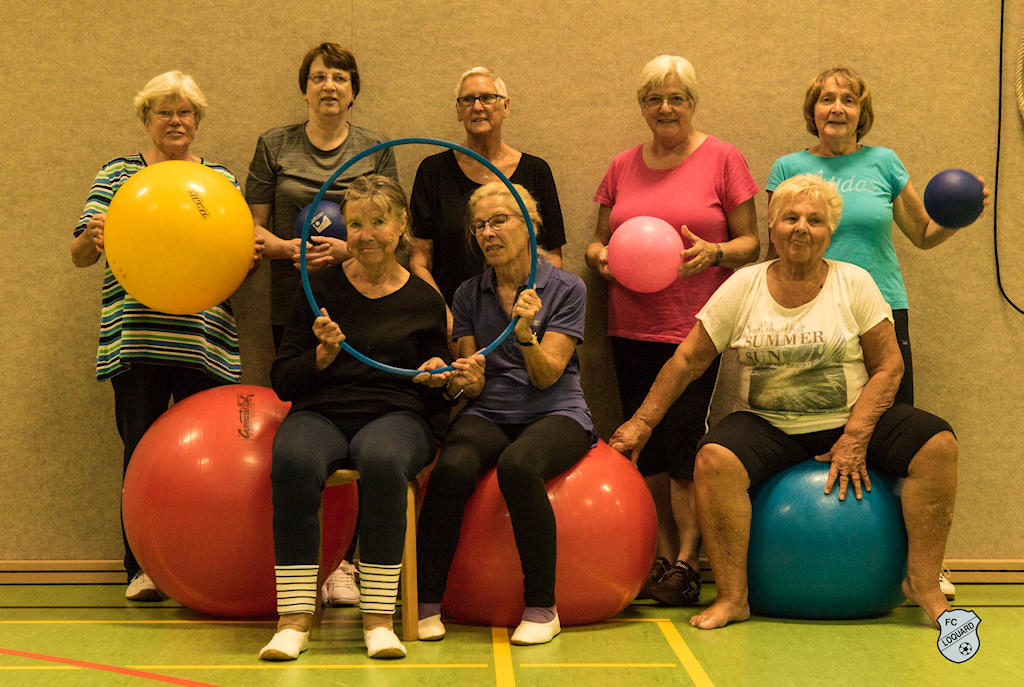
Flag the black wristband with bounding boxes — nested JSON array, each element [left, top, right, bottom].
[[712, 244, 723, 266]]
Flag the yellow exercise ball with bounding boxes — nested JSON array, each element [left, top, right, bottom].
[[104, 160, 254, 315]]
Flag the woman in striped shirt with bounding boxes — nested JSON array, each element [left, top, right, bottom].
[[70, 70, 260, 603]]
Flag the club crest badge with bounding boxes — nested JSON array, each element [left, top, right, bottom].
[[937, 609, 982, 663]]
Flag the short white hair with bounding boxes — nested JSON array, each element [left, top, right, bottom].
[[768, 174, 844, 234], [455, 66, 508, 98]]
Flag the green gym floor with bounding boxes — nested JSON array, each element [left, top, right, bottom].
[[0, 584, 1020, 686]]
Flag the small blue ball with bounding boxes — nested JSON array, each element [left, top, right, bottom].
[[923, 169, 984, 229], [747, 460, 907, 619], [295, 201, 347, 240]]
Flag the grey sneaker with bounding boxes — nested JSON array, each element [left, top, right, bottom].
[[125, 571, 165, 601], [322, 560, 360, 606]]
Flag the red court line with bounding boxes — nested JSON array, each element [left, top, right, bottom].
[[0, 647, 216, 686]]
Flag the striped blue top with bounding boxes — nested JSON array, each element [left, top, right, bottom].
[[75, 154, 242, 382]]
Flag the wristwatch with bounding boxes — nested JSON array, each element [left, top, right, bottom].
[[518, 331, 539, 347], [442, 384, 464, 402], [712, 243, 723, 266]]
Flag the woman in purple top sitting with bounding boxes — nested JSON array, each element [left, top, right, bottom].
[[416, 182, 594, 647]]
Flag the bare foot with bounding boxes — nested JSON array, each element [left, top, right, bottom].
[[689, 597, 750, 630], [902, 577, 952, 628]]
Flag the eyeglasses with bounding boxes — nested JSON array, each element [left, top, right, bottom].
[[469, 213, 519, 235], [456, 93, 505, 108], [151, 108, 196, 121], [308, 72, 349, 85], [641, 94, 690, 109]]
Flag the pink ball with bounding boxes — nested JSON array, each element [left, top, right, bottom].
[[607, 216, 683, 292], [441, 441, 657, 627], [123, 385, 358, 617]]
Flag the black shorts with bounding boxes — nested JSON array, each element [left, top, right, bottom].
[[611, 337, 720, 480], [695, 404, 954, 489]]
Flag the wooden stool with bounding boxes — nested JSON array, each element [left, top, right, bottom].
[[317, 469, 419, 642]]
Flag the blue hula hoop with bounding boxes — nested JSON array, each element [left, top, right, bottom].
[[299, 137, 538, 377]]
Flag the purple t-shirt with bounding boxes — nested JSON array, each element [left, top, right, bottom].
[[594, 135, 759, 343], [451, 259, 593, 435]]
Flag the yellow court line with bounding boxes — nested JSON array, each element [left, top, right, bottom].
[[519, 662, 678, 668], [491, 626, 515, 687], [0, 666, 84, 671], [130, 663, 489, 670], [656, 620, 714, 687]]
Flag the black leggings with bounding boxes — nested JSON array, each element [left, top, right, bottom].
[[111, 363, 225, 580], [892, 309, 914, 406], [611, 337, 720, 479], [270, 410, 435, 566], [417, 414, 591, 608]]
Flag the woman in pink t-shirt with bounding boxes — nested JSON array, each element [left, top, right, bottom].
[[585, 55, 759, 606]]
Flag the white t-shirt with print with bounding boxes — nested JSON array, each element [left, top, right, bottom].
[[697, 260, 893, 434]]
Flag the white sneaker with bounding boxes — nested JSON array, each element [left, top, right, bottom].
[[364, 626, 406, 659], [939, 567, 956, 600], [322, 560, 359, 606], [258, 628, 309, 661], [510, 615, 561, 645], [125, 572, 165, 601], [418, 614, 446, 641]]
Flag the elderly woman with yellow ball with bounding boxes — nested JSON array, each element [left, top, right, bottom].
[[70, 70, 261, 603]]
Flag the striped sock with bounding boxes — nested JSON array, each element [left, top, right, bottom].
[[358, 561, 401, 614], [274, 564, 318, 616]]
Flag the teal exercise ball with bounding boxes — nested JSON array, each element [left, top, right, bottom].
[[747, 460, 907, 619]]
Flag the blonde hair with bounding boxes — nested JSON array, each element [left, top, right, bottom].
[[455, 66, 508, 98], [768, 174, 843, 234], [465, 182, 546, 258], [133, 71, 208, 124], [803, 66, 874, 140], [343, 175, 412, 251], [636, 55, 698, 106], [468, 182, 541, 230]]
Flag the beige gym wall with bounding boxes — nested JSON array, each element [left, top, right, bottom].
[[1, 0, 1021, 570]]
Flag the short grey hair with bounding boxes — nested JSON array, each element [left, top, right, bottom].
[[636, 55, 698, 106]]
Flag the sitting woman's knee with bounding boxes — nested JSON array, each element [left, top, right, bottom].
[[270, 446, 322, 485], [908, 430, 958, 476], [693, 444, 746, 484], [429, 453, 481, 497], [496, 450, 541, 491]]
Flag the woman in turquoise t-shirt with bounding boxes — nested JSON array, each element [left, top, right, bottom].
[[767, 66, 988, 407]]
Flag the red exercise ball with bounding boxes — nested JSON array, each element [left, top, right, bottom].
[[441, 440, 657, 627], [123, 385, 358, 617], [607, 216, 683, 293]]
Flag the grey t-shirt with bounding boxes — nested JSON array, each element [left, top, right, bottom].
[[245, 122, 398, 325]]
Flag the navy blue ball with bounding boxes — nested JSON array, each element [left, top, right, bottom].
[[747, 460, 907, 619], [295, 201, 347, 240], [923, 169, 984, 229]]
